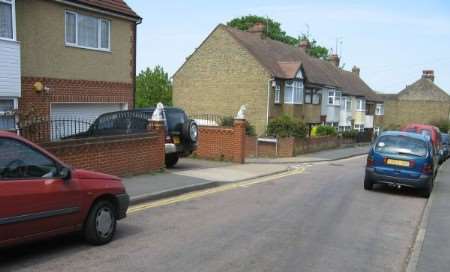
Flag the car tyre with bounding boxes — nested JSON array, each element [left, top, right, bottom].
[[364, 175, 374, 190], [183, 120, 198, 143], [421, 179, 433, 198], [84, 200, 117, 245], [165, 154, 179, 168]]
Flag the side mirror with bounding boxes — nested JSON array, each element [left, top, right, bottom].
[[59, 167, 71, 181]]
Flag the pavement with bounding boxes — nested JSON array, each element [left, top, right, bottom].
[[246, 144, 369, 164], [1, 156, 427, 272], [415, 160, 450, 272], [123, 145, 370, 204]]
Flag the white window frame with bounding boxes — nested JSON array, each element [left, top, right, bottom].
[[375, 103, 384, 116], [0, 98, 17, 131], [65, 10, 111, 52], [354, 124, 364, 132], [356, 98, 365, 112], [274, 82, 281, 104], [0, 0, 16, 41], [284, 80, 303, 105], [328, 89, 341, 106]]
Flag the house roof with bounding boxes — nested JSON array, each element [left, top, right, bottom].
[[395, 78, 450, 101], [223, 25, 381, 101], [67, 0, 140, 19]]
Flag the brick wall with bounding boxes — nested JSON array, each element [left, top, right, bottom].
[[195, 119, 246, 163], [41, 131, 164, 177], [19, 77, 133, 119], [246, 136, 356, 158]]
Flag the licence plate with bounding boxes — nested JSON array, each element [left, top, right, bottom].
[[173, 136, 180, 144], [386, 159, 410, 167]]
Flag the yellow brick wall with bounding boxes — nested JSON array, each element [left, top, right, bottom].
[[173, 26, 271, 135]]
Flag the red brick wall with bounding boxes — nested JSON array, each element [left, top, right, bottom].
[[19, 77, 133, 119], [245, 136, 257, 157], [41, 132, 164, 177], [195, 120, 246, 163]]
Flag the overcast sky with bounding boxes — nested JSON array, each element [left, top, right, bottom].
[[127, 0, 450, 93]]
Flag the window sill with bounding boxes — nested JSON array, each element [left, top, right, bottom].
[[284, 102, 303, 105], [0, 37, 18, 43], [65, 43, 112, 53]]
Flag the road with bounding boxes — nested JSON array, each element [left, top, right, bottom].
[[0, 156, 427, 272]]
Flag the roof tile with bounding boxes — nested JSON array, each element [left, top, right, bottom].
[[68, 0, 140, 18]]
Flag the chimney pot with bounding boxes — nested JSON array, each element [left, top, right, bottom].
[[327, 54, 340, 67], [299, 39, 311, 50], [422, 70, 435, 82], [352, 66, 360, 76]]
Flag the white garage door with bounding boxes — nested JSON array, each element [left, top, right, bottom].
[[50, 103, 127, 140]]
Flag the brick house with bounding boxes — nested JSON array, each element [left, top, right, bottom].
[[0, 0, 140, 134], [383, 70, 450, 129], [173, 23, 383, 135]]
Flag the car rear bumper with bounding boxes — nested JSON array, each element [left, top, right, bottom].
[[116, 193, 129, 220], [366, 167, 432, 188], [165, 143, 197, 156]]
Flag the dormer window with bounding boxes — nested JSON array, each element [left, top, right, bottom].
[[0, 0, 15, 40]]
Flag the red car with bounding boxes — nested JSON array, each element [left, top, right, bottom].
[[402, 124, 442, 151], [0, 131, 129, 247]]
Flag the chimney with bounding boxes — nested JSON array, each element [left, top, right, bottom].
[[327, 54, 340, 67], [248, 22, 266, 36], [299, 39, 311, 51], [352, 66, 360, 76], [422, 70, 435, 82]]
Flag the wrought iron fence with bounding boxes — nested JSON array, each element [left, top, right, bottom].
[[190, 113, 228, 127], [19, 117, 93, 143]]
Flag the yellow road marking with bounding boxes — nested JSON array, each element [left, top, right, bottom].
[[127, 167, 306, 214]]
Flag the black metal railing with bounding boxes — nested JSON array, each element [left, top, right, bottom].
[[190, 113, 227, 127]]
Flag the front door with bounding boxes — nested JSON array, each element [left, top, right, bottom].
[[0, 137, 82, 244]]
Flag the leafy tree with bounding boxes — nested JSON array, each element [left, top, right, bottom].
[[227, 15, 329, 59], [136, 66, 172, 108]]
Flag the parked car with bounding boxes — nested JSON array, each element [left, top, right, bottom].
[[0, 131, 129, 247], [135, 107, 198, 167], [402, 123, 443, 163], [441, 133, 449, 160], [67, 107, 198, 168], [364, 131, 437, 197]]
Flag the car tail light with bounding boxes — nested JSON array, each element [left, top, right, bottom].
[[423, 164, 433, 174], [367, 155, 374, 167], [165, 136, 173, 143]]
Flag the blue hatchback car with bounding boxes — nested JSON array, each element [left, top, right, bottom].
[[364, 131, 436, 197]]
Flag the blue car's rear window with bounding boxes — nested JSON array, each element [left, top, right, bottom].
[[375, 135, 427, 157]]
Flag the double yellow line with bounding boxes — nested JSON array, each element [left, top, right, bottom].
[[127, 166, 306, 214]]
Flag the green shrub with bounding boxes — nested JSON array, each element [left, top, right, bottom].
[[266, 115, 307, 138], [342, 130, 358, 139], [221, 116, 256, 136], [315, 125, 337, 137]]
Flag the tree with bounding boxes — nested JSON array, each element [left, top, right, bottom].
[[227, 15, 329, 60], [136, 66, 172, 108]]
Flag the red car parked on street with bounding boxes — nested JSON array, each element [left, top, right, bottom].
[[0, 131, 129, 247]]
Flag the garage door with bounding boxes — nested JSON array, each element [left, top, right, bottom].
[[50, 103, 126, 140]]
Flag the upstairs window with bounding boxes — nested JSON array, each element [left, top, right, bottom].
[[356, 98, 366, 111], [328, 90, 341, 106], [284, 80, 303, 104], [375, 103, 384, 115], [305, 89, 321, 105], [0, 0, 14, 40], [65, 11, 111, 51], [274, 82, 281, 104]]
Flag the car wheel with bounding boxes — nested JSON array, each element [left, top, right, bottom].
[[364, 175, 374, 190], [165, 154, 179, 168], [421, 179, 433, 198], [183, 120, 198, 143], [84, 200, 117, 245]]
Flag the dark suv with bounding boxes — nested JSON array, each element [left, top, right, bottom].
[[65, 107, 198, 167]]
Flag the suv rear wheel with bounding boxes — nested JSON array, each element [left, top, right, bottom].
[[183, 120, 198, 143], [165, 154, 179, 168], [364, 175, 374, 190]]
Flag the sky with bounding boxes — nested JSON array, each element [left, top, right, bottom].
[[127, 0, 450, 93]]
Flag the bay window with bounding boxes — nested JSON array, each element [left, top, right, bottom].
[[328, 90, 341, 106], [284, 80, 303, 104], [375, 103, 384, 115], [274, 82, 281, 104], [65, 11, 111, 51], [0, 0, 14, 40], [356, 98, 365, 111]]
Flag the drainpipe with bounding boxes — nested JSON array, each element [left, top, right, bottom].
[[266, 78, 274, 129]]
